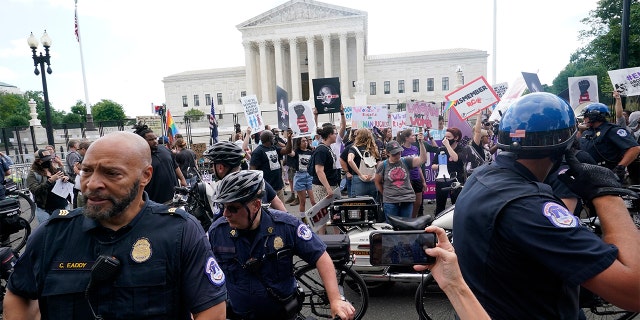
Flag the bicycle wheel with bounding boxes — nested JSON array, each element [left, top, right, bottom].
[[294, 263, 369, 320], [415, 272, 457, 320], [6, 190, 36, 223]]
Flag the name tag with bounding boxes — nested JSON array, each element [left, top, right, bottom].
[[52, 261, 94, 271]]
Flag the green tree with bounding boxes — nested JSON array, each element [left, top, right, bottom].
[[4, 115, 29, 127], [550, 0, 640, 108], [0, 92, 29, 127], [184, 108, 205, 121], [91, 99, 127, 122]]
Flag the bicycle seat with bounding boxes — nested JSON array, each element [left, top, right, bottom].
[[387, 215, 433, 231]]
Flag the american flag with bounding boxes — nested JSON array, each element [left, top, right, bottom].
[[74, 8, 79, 42], [209, 100, 219, 143]]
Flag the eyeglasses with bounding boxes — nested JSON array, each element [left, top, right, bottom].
[[223, 204, 244, 214]]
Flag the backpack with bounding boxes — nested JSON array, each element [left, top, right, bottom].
[[352, 146, 377, 177]]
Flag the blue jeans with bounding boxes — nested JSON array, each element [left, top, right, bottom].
[[351, 176, 377, 198], [36, 207, 50, 225], [383, 202, 413, 223]]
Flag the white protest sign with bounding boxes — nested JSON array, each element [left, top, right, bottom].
[[240, 95, 264, 132], [489, 75, 527, 122], [446, 76, 500, 120], [492, 82, 509, 98], [390, 112, 407, 136], [288, 101, 317, 138], [351, 105, 388, 129], [406, 101, 439, 129], [344, 106, 353, 127], [608, 67, 640, 97], [568, 76, 599, 108]]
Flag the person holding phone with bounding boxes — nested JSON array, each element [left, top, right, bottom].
[[27, 149, 70, 224], [414, 226, 490, 320]]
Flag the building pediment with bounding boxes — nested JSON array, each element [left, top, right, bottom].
[[237, 0, 366, 29]]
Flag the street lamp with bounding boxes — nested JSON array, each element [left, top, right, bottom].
[[28, 30, 55, 147], [455, 65, 464, 88]]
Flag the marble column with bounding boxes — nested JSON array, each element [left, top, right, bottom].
[[356, 32, 365, 89], [274, 39, 284, 89], [322, 33, 332, 78], [289, 37, 301, 101], [243, 40, 255, 97], [339, 33, 349, 100], [306, 35, 317, 100], [258, 40, 269, 105]]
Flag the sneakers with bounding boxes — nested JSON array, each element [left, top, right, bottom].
[[285, 194, 296, 204]]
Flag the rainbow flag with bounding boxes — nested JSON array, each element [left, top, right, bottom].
[[166, 109, 179, 142], [443, 100, 456, 114]]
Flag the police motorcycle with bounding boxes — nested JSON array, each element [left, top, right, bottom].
[[170, 168, 216, 231], [303, 162, 458, 294]]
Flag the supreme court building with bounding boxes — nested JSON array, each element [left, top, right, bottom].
[[162, 0, 488, 128]]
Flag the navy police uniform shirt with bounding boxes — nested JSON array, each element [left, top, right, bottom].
[[7, 193, 227, 319], [208, 208, 326, 319], [580, 122, 639, 169], [454, 153, 618, 319]]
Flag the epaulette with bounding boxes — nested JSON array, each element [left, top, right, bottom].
[[267, 209, 302, 227], [49, 208, 83, 220], [149, 203, 189, 219]]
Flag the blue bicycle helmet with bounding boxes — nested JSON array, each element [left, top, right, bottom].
[[497, 92, 576, 158], [581, 102, 610, 123]]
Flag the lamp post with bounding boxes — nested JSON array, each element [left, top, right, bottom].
[[456, 65, 464, 89], [28, 30, 55, 147]]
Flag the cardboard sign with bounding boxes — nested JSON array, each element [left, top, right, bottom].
[[351, 105, 388, 129], [568, 76, 599, 108], [608, 67, 640, 97], [446, 76, 500, 120], [407, 101, 439, 129], [312, 77, 342, 114], [288, 101, 316, 138], [276, 86, 289, 130], [240, 95, 264, 133], [390, 112, 407, 136], [522, 72, 543, 93], [344, 106, 353, 127], [492, 82, 509, 98]]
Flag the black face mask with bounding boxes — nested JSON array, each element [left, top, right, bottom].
[[42, 161, 52, 169], [448, 139, 456, 145]]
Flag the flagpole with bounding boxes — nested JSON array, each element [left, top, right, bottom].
[[75, 0, 96, 131]]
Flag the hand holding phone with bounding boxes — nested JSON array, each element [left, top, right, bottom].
[[369, 230, 437, 266]]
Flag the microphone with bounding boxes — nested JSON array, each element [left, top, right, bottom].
[[85, 255, 120, 320]]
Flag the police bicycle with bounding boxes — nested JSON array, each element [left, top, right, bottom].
[[579, 184, 639, 320], [293, 233, 369, 320]]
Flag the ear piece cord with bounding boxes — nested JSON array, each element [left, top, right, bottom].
[[85, 279, 103, 320]]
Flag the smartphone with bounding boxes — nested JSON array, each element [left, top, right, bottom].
[[369, 231, 437, 266]]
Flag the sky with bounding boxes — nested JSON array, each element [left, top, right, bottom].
[[0, 0, 599, 118]]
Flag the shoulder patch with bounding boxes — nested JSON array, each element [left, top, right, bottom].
[[542, 202, 578, 228], [297, 223, 313, 241], [616, 128, 628, 137], [205, 256, 225, 286]]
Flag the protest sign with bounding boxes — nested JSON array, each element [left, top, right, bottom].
[[240, 95, 264, 133], [312, 77, 342, 114], [489, 75, 527, 122], [351, 105, 388, 129], [288, 101, 316, 138], [492, 82, 509, 98], [522, 72, 543, 93], [390, 112, 407, 136], [276, 86, 289, 130], [446, 76, 500, 120], [406, 101, 439, 129], [608, 67, 640, 97], [568, 76, 599, 108]]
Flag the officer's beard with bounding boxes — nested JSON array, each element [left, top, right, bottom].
[[83, 180, 140, 221]]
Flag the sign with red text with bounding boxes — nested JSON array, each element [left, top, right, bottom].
[[446, 76, 500, 120], [351, 105, 388, 129], [406, 101, 439, 129]]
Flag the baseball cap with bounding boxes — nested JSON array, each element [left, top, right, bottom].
[[34, 149, 52, 162], [386, 141, 403, 155]]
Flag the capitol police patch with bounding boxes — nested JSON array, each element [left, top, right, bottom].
[[616, 128, 628, 137], [542, 202, 577, 228], [297, 224, 313, 241], [205, 256, 225, 286]]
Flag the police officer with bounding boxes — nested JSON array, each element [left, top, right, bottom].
[[208, 170, 355, 320], [203, 141, 286, 212], [454, 93, 640, 319], [4, 132, 227, 319], [579, 102, 640, 182]]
